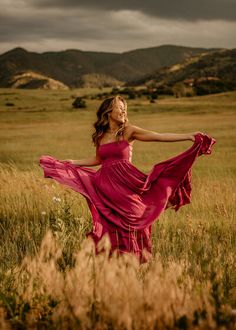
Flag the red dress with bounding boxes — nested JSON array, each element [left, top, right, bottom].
[[39, 133, 216, 263]]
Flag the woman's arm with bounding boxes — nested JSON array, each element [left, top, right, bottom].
[[64, 156, 100, 166], [130, 125, 203, 142]]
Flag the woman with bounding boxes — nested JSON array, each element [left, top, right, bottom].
[[39, 95, 216, 263]]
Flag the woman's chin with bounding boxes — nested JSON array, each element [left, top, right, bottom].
[[117, 119, 124, 124]]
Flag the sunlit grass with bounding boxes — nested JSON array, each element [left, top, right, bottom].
[[0, 89, 235, 328]]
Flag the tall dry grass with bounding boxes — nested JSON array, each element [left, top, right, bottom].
[[0, 163, 235, 329], [0, 231, 226, 329], [0, 89, 236, 328]]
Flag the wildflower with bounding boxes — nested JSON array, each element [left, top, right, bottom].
[[52, 196, 61, 202], [41, 211, 46, 215]]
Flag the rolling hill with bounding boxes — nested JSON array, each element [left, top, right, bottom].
[[7, 71, 69, 90], [131, 48, 236, 94], [0, 45, 219, 89]]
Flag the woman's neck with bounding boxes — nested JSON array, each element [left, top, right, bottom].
[[107, 120, 121, 132], [107, 128, 118, 133]]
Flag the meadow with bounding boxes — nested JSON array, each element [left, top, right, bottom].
[[0, 88, 235, 329]]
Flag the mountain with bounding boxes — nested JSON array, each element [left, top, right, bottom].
[[131, 48, 236, 94], [0, 45, 219, 89]]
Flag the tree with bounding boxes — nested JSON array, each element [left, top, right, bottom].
[[72, 97, 87, 109]]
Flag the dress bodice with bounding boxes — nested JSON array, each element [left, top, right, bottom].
[[98, 140, 133, 165]]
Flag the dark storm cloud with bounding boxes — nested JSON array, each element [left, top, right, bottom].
[[0, 11, 103, 42], [1, 0, 235, 53], [33, 0, 236, 21], [0, 6, 155, 52]]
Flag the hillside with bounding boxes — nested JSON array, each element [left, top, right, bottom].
[[131, 48, 236, 95], [7, 71, 69, 90], [0, 45, 218, 88]]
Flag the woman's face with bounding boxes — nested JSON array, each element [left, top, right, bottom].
[[110, 100, 127, 124]]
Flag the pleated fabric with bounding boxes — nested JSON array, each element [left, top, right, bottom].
[[39, 133, 216, 263]]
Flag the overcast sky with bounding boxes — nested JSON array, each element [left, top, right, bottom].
[[1, 0, 235, 54]]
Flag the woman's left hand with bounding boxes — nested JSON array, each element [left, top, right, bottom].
[[190, 131, 206, 141], [61, 159, 74, 164]]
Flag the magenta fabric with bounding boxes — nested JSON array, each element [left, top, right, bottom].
[[39, 133, 216, 263]]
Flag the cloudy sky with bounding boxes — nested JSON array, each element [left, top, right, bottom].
[[1, 0, 236, 54]]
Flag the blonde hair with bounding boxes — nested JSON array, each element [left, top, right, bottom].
[[92, 95, 129, 147]]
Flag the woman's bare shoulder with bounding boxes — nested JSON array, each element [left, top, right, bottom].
[[124, 124, 144, 135], [124, 123, 137, 143]]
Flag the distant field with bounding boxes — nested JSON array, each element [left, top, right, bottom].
[[0, 88, 235, 172], [0, 89, 235, 329]]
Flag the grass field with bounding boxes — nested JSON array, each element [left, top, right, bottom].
[[0, 88, 236, 329]]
